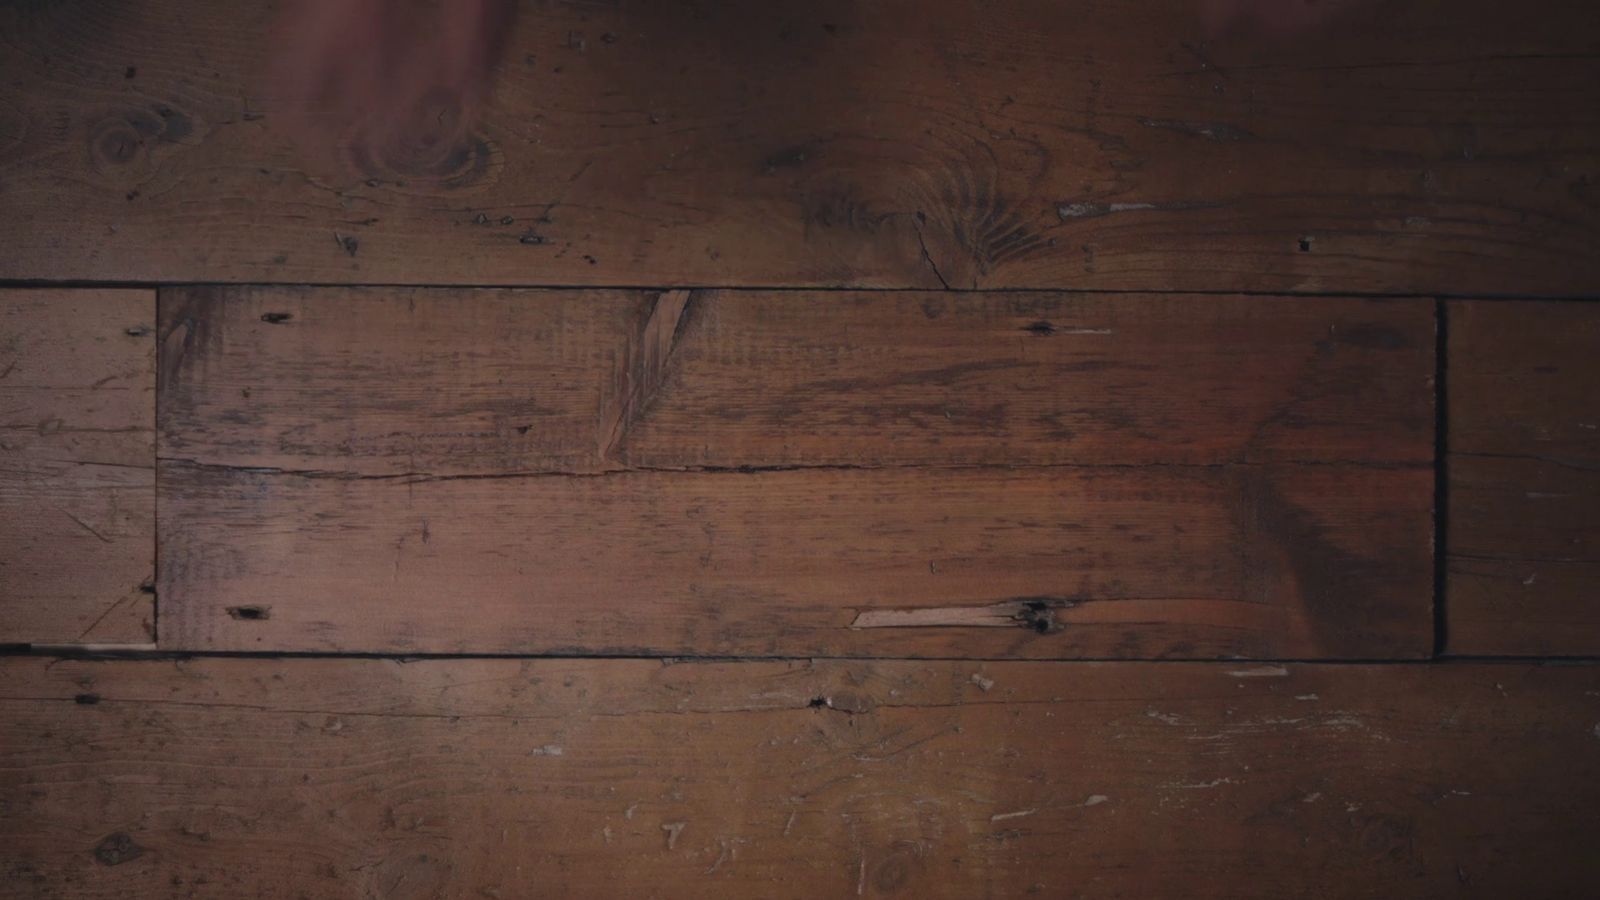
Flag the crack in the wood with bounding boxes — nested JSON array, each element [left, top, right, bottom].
[[1452, 449, 1600, 473], [155, 456, 1430, 483], [913, 224, 952, 290]]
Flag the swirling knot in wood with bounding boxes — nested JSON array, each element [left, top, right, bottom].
[[344, 87, 498, 190]]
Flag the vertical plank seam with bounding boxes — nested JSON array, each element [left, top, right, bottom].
[[1433, 297, 1449, 658]]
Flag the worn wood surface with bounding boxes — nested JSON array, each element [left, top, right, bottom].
[[158, 462, 1431, 657], [3, 657, 1597, 898], [1447, 301, 1600, 656], [156, 287, 1433, 657], [2, 0, 1597, 292], [159, 287, 1435, 473], [0, 290, 155, 646]]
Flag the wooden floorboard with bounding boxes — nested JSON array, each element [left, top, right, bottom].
[[1446, 301, 1600, 656], [1, 0, 1597, 293], [158, 463, 1431, 658], [0, 290, 155, 646], [4, 1, 1597, 891], [3, 658, 1597, 898], [160, 287, 1434, 472], [156, 287, 1433, 657]]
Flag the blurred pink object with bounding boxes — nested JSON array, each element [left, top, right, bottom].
[[265, 0, 516, 171], [1201, 0, 1366, 34]]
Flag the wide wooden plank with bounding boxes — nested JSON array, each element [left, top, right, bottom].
[[159, 287, 1435, 473], [1447, 301, 1600, 656], [159, 463, 1431, 657], [0, 290, 155, 646], [2, 657, 1596, 898], [2, 0, 1597, 292], [157, 287, 1433, 657]]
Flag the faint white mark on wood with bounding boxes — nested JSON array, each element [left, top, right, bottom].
[[705, 838, 732, 875], [1295, 694, 1320, 701], [662, 821, 686, 851], [529, 744, 563, 756], [1082, 795, 1109, 807], [970, 673, 995, 692], [1228, 666, 1289, 678], [990, 808, 1038, 823], [1169, 777, 1238, 790], [1057, 202, 1156, 218]]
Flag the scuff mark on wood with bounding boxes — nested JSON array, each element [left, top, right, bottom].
[[1229, 666, 1290, 678], [850, 597, 1073, 633], [1057, 200, 1222, 220], [1138, 117, 1253, 142]]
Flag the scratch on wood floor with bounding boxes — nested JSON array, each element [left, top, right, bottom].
[[851, 597, 1071, 632], [56, 507, 112, 544]]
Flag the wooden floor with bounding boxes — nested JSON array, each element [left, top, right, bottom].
[[2, 1, 1599, 896]]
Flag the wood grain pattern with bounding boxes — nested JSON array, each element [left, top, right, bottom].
[[158, 460, 1432, 658], [157, 287, 1433, 657], [0, 290, 155, 646], [1447, 301, 1600, 656], [3, 657, 1597, 898], [159, 287, 1435, 473], [2, 1, 1597, 292]]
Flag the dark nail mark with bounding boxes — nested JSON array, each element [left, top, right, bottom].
[[762, 146, 809, 175], [75, 693, 101, 705], [93, 833, 145, 867], [1015, 598, 1070, 634], [1023, 321, 1056, 336], [260, 312, 292, 324], [226, 605, 270, 621]]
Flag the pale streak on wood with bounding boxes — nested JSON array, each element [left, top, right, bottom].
[[597, 289, 694, 467]]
